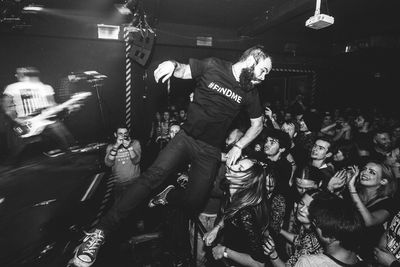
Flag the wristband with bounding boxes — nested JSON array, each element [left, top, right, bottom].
[[350, 191, 358, 194], [223, 247, 228, 258], [233, 144, 243, 150]]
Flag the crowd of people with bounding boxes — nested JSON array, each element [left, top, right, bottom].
[[146, 98, 400, 267], [3, 46, 399, 267]]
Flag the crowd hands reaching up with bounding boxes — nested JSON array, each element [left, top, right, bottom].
[[145, 99, 400, 267]]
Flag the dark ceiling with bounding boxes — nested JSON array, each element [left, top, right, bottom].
[[1, 0, 399, 53]]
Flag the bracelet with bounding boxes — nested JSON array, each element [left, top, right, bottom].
[[350, 191, 358, 194], [270, 253, 279, 261], [233, 144, 243, 150], [223, 247, 228, 258]]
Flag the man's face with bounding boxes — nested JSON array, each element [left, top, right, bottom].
[[311, 139, 331, 160], [322, 115, 332, 126], [163, 112, 170, 121], [240, 57, 271, 91], [354, 115, 365, 128], [251, 57, 272, 84], [264, 137, 280, 156], [116, 128, 129, 140], [374, 132, 391, 152], [296, 115, 308, 132], [281, 122, 296, 139]]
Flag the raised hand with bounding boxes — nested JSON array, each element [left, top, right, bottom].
[[327, 169, 347, 192], [347, 165, 359, 191], [154, 61, 176, 83], [114, 137, 123, 149]]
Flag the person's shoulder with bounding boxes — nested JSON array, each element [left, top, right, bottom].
[[3, 82, 22, 94], [202, 57, 231, 68], [295, 254, 337, 267], [131, 139, 141, 146]]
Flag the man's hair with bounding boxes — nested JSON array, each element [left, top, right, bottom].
[[239, 45, 270, 64], [265, 128, 291, 151], [294, 165, 323, 184], [115, 125, 130, 136], [282, 119, 300, 133], [309, 197, 364, 251], [169, 121, 181, 129], [16, 67, 40, 78]]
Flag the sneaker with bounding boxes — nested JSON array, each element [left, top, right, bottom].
[[71, 229, 105, 267], [148, 185, 175, 208]]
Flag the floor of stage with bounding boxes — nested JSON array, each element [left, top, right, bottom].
[[0, 144, 192, 267]]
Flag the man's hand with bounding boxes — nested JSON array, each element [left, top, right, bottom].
[[114, 138, 123, 149], [203, 226, 220, 246], [154, 61, 176, 83], [226, 145, 242, 167], [123, 137, 131, 148], [212, 244, 225, 260]]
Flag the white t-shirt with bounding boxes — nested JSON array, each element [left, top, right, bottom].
[[4, 81, 54, 118]]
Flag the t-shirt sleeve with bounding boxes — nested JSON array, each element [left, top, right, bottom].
[[371, 198, 397, 216], [189, 58, 213, 79], [244, 89, 262, 119]]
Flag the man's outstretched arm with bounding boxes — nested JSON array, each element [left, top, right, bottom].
[[154, 60, 192, 83], [226, 116, 263, 166]]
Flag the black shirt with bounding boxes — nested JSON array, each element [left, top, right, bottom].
[[182, 58, 262, 148]]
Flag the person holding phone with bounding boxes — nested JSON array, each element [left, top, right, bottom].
[[104, 126, 141, 201]]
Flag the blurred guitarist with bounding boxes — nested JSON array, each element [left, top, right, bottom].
[[2, 67, 78, 165]]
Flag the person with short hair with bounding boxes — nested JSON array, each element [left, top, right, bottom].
[[104, 126, 141, 201], [2, 67, 77, 164]]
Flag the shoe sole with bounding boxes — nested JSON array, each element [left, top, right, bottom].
[[69, 246, 94, 267]]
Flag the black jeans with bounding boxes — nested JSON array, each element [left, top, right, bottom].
[[98, 130, 221, 234]]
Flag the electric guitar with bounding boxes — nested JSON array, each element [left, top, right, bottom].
[[13, 92, 92, 138]]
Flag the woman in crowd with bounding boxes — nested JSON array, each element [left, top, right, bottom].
[[263, 189, 326, 266], [204, 158, 269, 267], [331, 139, 360, 171], [347, 161, 398, 264]]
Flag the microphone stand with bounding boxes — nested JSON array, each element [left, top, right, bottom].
[[88, 78, 107, 138]]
